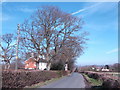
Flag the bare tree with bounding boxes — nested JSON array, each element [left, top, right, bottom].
[[111, 63, 120, 72], [20, 6, 87, 70], [0, 34, 15, 69], [52, 34, 88, 70]]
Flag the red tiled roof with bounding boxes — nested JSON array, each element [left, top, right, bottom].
[[25, 57, 37, 64]]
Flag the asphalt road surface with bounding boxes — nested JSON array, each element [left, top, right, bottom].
[[40, 72, 86, 88]]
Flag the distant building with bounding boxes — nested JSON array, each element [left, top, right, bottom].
[[96, 68, 100, 71], [101, 68, 109, 71], [101, 65, 110, 72], [65, 64, 68, 71], [64, 61, 68, 71], [95, 67, 101, 71], [91, 66, 100, 71], [92, 67, 95, 70]]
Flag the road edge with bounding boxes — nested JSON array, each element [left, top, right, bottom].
[[81, 73, 91, 88]]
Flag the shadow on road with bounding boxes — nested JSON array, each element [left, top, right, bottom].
[[91, 86, 102, 88]]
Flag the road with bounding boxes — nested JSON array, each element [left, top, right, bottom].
[[40, 72, 86, 88]]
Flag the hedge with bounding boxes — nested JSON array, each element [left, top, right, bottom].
[[102, 79, 120, 88], [83, 71, 120, 88], [2, 69, 69, 88]]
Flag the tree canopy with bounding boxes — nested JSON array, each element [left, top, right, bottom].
[[1, 6, 88, 70], [20, 6, 88, 70]]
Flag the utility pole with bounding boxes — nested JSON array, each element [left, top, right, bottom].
[[15, 24, 20, 70]]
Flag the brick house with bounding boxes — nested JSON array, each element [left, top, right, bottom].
[[25, 57, 37, 69], [24, 53, 49, 70]]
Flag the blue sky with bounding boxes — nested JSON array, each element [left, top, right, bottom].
[[1, 2, 118, 66]]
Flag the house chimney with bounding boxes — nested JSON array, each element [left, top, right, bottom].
[[31, 53, 34, 57], [42, 55, 45, 59], [39, 54, 42, 58]]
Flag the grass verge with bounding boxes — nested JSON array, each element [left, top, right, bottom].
[[83, 74, 102, 86], [24, 76, 65, 88]]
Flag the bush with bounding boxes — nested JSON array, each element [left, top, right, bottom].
[[102, 79, 120, 88], [2, 70, 68, 88], [50, 62, 64, 70], [87, 73, 99, 80], [102, 79, 113, 88], [92, 73, 100, 79], [84, 71, 120, 88]]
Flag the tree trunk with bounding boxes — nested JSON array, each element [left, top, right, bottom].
[[5, 64, 7, 70], [46, 54, 51, 70], [46, 63, 51, 70], [46, 46, 51, 70], [4, 62, 10, 69], [7, 63, 10, 69]]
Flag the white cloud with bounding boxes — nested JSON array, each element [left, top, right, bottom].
[[71, 3, 101, 15], [0, 0, 7, 2], [0, 17, 8, 21], [106, 48, 118, 54], [0, 14, 10, 21], [19, 8, 37, 13], [71, 2, 117, 19], [71, 8, 86, 15]]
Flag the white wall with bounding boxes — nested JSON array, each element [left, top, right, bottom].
[[39, 62, 47, 70], [65, 64, 68, 71]]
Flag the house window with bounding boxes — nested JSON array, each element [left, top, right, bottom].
[[26, 64, 29, 66], [34, 63, 36, 66]]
